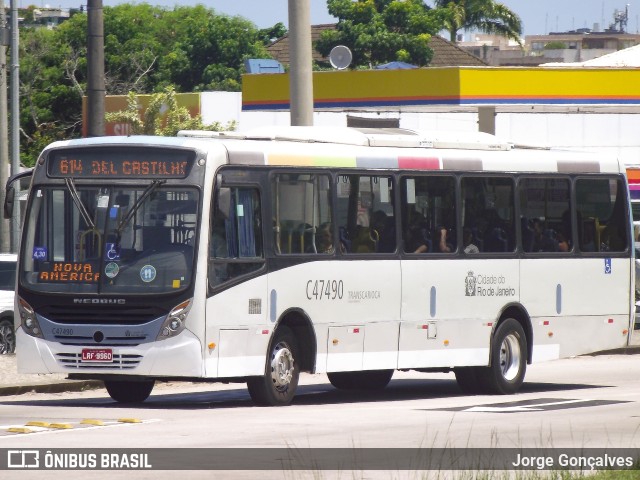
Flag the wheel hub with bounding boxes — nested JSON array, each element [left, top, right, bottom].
[[499, 333, 521, 381], [0, 323, 15, 354], [270, 343, 294, 390]]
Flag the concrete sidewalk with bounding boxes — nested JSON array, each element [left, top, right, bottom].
[[0, 354, 103, 396], [0, 328, 638, 397]]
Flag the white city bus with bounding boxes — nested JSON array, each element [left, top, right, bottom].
[[5, 127, 634, 405]]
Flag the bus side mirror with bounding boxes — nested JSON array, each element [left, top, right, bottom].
[[4, 169, 34, 219], [3, 185, 15, 219]]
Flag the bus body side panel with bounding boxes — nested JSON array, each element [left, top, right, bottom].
[[205, 274, 269, 378], [399, 258, 519, 369], [266, 260, 401, 374], [521, 257, 631, 361]]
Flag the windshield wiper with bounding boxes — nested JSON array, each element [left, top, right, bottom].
[[65, 178, 96, 230], [115, 180, 165, 236]]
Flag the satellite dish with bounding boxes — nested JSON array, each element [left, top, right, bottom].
[[329, 45, 352, 70]]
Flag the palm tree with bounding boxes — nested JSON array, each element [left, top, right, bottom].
[[435, 0, 522, 45]]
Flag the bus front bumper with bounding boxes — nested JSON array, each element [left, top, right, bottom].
[[15, 327, 204, 378]]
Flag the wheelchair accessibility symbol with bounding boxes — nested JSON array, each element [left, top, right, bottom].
[[604, 258, 612, 274], [105, 243, 121, 260]]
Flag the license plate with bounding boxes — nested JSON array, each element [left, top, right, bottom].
[[81, 348, 113, 362]]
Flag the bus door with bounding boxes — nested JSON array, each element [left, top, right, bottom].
[[205, 170, 268, 378]]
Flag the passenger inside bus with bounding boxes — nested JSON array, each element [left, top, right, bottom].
[[405, 213, 431, 253], [371, 210, 396, 253], [436, 226, 453, 253], [532, 218, 558, 252], [463, 228, 479, 254], [314, 223, 337, 254]]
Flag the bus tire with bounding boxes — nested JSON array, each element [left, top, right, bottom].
[[327, 370, 394, 390], [247, 326, 299, 406], [454, 367, 483, 394], [481, 318, 527, 394], [104, 380, 155, 403], [0, 318, 16, 354]]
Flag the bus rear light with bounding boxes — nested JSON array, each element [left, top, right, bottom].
[[543, 320, 550, 326], [18, 297, 43, 338], [607, 318, 614, 324]]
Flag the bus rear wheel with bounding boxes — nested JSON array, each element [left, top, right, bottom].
[[327, 370, 394, 390], [104, 380, 155, 403], [481, 318, 527, 394], [247, 326, 299, 406]]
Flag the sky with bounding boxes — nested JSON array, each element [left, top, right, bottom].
[[32, 1, 640, 37]]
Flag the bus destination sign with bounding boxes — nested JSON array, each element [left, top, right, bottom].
[[48, 147, 196, 179]]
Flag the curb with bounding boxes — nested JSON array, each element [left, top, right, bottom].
[[0, 380, 103, 397]]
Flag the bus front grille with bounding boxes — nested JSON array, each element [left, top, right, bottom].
[[55, 353, 143, 369], [39, 305, 167, 325]]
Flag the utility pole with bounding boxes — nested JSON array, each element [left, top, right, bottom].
[[287, 0, 313, 126], [9, 0, 19, 252], [0, 0, 9, 252], [87, 0, 105, 136]]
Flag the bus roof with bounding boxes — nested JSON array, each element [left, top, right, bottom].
[[43, 127, 621, 175]]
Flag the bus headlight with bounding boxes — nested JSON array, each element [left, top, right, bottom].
[[18, 297, 43, 338], [156, 299, 191, 340]]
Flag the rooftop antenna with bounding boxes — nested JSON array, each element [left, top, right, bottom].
[[610, 5, 629, 33]]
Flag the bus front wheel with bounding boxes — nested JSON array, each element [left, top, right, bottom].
[[104, 380, 155, 403], [247, 326, 299, 406]]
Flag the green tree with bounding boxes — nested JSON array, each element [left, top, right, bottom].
[[18, 24, 85, 167], [15, 5, 277, 166], [434, 0, 522, 44], [316, 0, 443, 67], [155, 5, 272, 91], [104, 86, 235, 136]]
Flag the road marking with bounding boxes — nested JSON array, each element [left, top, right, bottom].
[[437, 397, 629, 413], [0, 418, 162, 437], [464, 399, 594, 412]]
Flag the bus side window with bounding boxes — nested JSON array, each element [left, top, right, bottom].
[[272, 173, 332, 255], [337, 175, 396, 254], [576, 177, 628, 253], [209, 186, 264, 288], [401, 175, 456, 254], [462, 176, 516, 253], [519, 177, 572, 254]]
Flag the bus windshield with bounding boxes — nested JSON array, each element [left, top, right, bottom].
[[20, 184, 199, 295]]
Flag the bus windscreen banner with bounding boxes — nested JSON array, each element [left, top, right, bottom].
[[47, 147, 196, 179]]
